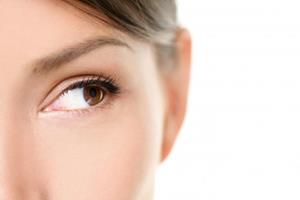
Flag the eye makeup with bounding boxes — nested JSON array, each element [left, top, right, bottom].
[[60, 75, 121, 98], [39, 73, 122, 117]]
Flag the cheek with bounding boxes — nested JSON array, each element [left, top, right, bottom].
[[33, 101, 163, 199]]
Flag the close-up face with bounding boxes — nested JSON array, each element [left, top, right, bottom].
[[0, 1, 191, 199]]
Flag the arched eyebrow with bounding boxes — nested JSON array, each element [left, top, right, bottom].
[[31, 36, 132, 75]]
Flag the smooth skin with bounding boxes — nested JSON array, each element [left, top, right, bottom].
[[0, 1, 191, 199]]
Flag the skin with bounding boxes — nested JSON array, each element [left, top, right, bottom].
[[0, 1, 191, 199]]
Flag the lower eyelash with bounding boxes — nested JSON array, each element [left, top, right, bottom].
[[39, 73, 123, 117]]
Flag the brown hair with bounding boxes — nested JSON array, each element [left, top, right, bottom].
[[62, 0, 178, 66]]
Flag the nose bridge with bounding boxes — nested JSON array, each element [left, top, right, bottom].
[[0, 56, 42, 198], [0, 107, 29, 199], [0, 140, 23, 199]]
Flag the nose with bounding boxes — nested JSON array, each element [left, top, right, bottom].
[[0, 115, 27, 199], [0, 115, 44, 199]]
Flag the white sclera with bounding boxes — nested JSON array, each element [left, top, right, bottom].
[[49, 88, 90, 111]]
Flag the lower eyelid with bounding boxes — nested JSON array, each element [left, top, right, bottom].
[[39, 88, 120, 118], [39, 74, 121, 113]]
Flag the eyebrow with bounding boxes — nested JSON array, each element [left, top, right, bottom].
[[31, 36, 132, 75]]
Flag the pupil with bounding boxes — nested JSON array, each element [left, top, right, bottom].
[[89, 87, 98, 98], [83, 85, 104, 106]]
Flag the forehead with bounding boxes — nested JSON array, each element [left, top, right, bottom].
[[0, 0, 132, 69]]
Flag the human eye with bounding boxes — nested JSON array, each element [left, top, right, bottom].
[[40, 74, 121, 114]]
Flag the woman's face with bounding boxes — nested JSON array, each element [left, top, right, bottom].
[[0, 1, 191, 199]]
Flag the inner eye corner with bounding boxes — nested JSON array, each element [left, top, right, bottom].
[[39, 73, 121, 114]]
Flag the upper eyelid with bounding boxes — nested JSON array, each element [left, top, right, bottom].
[[61, 78, 120, 97], [38, 74, 120, 112], [40, 81, 119, 114], [63, 78, 108, 92]]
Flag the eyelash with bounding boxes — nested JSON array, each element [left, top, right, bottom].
[[41, 74, 121, 114], [61, 75, 120, 97]]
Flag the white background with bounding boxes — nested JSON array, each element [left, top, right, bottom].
[[155, 0, 300, 199]]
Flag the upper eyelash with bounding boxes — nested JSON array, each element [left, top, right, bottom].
[[61, 75, 121, 96]]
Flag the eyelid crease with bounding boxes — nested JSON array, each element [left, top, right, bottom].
[[38, 73, 121, 113], [62, 76, 120, 96]]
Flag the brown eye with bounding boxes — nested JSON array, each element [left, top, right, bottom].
[[83, 85, 105, 106], [41, 75, 121, 113]]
